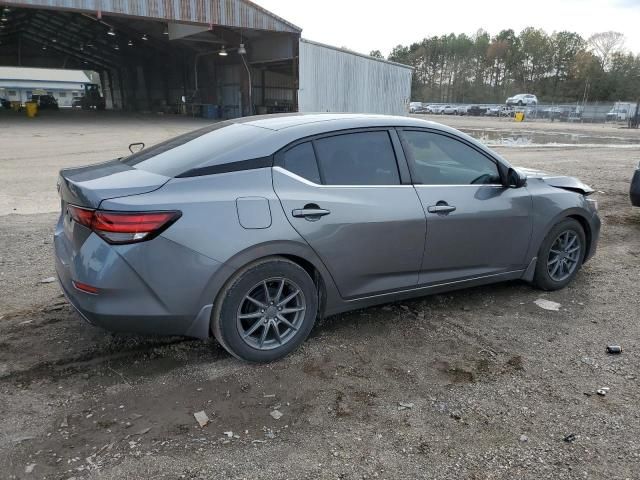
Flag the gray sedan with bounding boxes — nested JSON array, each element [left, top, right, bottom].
[[54, 114, 600, 362]]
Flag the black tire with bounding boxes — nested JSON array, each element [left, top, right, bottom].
[[212, 257, 318, 362], [533, 218, 586, 291], [518, 100, 524, 106]]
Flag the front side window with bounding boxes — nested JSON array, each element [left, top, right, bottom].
[[401, 130, 501, 186], [282, 142, 321, 184], [313, 131, 400, 185]]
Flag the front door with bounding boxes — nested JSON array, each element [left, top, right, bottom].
[[273, 130, 426, 299], [398, 129, 532, 286]]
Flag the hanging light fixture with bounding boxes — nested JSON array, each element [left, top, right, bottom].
[[42, 44, 47, 50], [141, 33, 148, 41], [163, 24, 169, 35], [114, 44, 120, 51], [127, 39, 133, 46], [218, 46, 228, 56], [79, 43, 84, 51], [107, 27, 116, 36], [238, 43, 247, 55]]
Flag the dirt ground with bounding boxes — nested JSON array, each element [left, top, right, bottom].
[[1, 110, 640, 479]]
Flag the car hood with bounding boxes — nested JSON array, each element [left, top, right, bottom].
[[515, 167, 594, 195]]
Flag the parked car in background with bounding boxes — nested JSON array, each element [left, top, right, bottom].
[[486, 105, 514, 117], [31, 94, 59, 110], [540, 106, 574, 121], [54, 113, 600, 362], [631, 162, 640, 207], [467, 105, 488, 116], [442, 105, 457, 115], [410, 102, 426, 113], [455, 105, 468, 115], [506, 94, 538, 106], [485, 105, 501, 116], [606, 102, 634, 122]]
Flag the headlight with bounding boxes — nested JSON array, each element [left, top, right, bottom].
[[586, 198, 598, 211]]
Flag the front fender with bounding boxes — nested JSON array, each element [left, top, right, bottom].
[[525, 178, 600, 264]]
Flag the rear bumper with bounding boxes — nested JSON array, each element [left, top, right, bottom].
[[54, 216, 221, 339], [631, 169, 640, 207]]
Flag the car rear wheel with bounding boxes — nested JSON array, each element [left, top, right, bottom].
[[533, 218, 586, 291], [212, 257, 318, 362]]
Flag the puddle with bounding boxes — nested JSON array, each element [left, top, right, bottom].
[[461, 128, 640, 148]]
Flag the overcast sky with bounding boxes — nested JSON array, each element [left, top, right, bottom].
[[257, 0, 640, 56]]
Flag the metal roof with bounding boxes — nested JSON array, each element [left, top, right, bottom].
[[7, 0, 302, 33], [0, 66, 91, 83]]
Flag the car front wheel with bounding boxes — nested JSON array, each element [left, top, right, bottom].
[[212, 257, 318, 362], [533, 218, 586, 291]]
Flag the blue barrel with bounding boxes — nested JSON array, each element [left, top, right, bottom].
[[201, 104, 219, 119]]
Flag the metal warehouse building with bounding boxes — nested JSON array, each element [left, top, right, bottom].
[[0, 1, 412, 117]]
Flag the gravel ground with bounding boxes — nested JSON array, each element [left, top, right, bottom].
[[1, 112, 640, 479]]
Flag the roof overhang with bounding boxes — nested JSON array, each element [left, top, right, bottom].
[[3, 0, 302, 33]]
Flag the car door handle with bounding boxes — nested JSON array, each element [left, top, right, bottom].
[[427, 204, 456, 214], [292, 207, 331, 219]]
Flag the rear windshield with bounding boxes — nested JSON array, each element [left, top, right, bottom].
[[121, 121, 273, 177]]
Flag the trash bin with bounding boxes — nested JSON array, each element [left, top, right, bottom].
[[25, 101, 38, 118], [514, 111, 525, 122], [201, 104, 219, 119]]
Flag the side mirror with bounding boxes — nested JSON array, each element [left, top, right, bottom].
[[507, 168, 527, 188], [128, 142, 145, 154]]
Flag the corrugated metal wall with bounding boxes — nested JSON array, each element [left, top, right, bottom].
[[298, 39, 412, 116], [10, 0, 301, 33]]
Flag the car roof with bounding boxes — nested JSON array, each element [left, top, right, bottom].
[[230, 113, 437, 132], [128, 113, 512, 178]]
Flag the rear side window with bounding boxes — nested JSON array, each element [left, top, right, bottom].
[[314, 131, 400, 185], [121, 122, 273, 177], [282, 142, 321, 184]]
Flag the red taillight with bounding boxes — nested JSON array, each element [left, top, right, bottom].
[[68, 205, 94, 228], [67, 206, 181, 244]]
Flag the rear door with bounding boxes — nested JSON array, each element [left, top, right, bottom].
[[273, 129, 426, 299], [398, 129, 532, 285]]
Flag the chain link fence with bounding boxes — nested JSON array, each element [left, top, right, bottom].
[[413, 101, 640, 126]]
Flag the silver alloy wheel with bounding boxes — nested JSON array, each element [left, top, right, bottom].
[[236, 277, 306, 351], [547, 230, 581, 282]]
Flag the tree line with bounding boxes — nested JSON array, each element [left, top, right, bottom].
[[370, 30, 639, 104]]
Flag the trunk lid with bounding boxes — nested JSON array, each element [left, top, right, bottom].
[[58, 159, 170, 208]]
